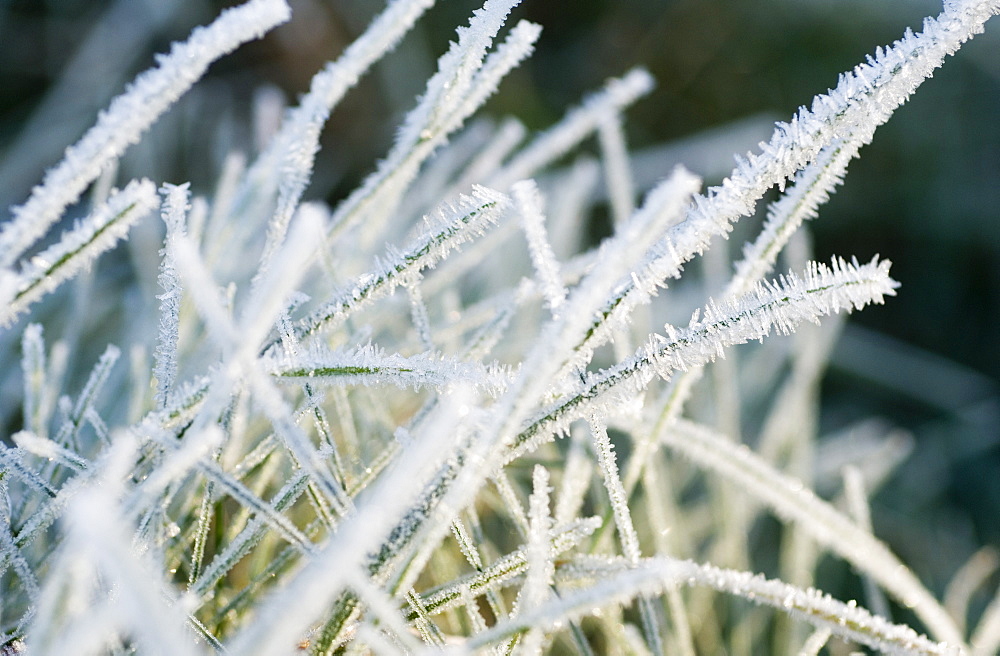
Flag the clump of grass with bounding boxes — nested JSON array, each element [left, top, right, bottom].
[[1, 0, 998, 654]]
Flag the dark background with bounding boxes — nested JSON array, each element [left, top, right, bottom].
[[2, 0, 998, 601]]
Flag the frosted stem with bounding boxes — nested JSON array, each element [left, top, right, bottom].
[[0, 0, 290, 268]]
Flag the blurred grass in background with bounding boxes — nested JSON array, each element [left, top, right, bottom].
[[1, 0, 998, 605]]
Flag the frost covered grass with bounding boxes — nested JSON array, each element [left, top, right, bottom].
[[0, 0, 998, 654]]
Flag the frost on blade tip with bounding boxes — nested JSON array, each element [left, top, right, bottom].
[[449, 19, 542, 137], [245, 0, 434, 201], [513, 180, 567, 315], [401, 0, 523, 146], [327, 1, 536, 242], [576, 0, 1000, 362], [0, 0, 291, 269], [729, 141, 855, 297], [645, 257, 898, 378], [494, 68, 655, 187], [12, 431, 89, 473], [253, 0, 436, 271], [2, 179, 158, 327], [588, 418, 641, 564]]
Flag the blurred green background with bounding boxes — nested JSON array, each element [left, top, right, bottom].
[[1, 0, 998, 599]]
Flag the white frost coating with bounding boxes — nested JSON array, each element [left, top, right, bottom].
[[4, 0, 995, 653], [153, 183, 191, 410], [12, 431, 89, 473], [20, 324, 47, 437], [579, 0, 1000, 358], [727, 139, 856, 298], [509, 257, 898, 462], [588, 419, 641, 564], [268, 342, 512, 396], [492, 68, 655, 188], [522, 465, 554, 611], [411, 518, 600, 619], [661, 419, 965, 647], [251, 0, 436, 277], [467, 557, 963, 656], [327, 1, 538, 240], [547, 166, 701, 382], [170, 231, 241, 352], [1, 179, 158, 327], [28, 488, 199, 656], [553, 166, 702, 376], [0, 472, 39, 629], [589, 416, 666, 654], [598, 113, 636, 226], [0, 0, 291, 269], [223, 389, 478, 656], [446, 20, 542, 144], [238, 203, 327, 358], [289, 186, 509, 346], [513, 180, 567, 315], [406, 282, 436, 351], [126, 425, 224, 519], [397, 0, 525, 150]]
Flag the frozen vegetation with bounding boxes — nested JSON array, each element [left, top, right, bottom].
[[0, 0, 998, 654]]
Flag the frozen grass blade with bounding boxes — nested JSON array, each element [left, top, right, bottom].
[[510, 257, 899, 462], [251, 0, 437, 275], [2, 0, 995, 653], [588, 417, 665, 653], [466, 558, 962, 656], [661, 419, 965, 647], [1, 180, 158, 327], [11, 431, 89, 474], [269, 342, 511, 395], [327, 1, 537, 242], [797, 627, 832, 656], [0, 0, 291, 269], [492, 69, 655, 188], [20, 325, 47, 437], [571, 0, 1000, 362], [153, 182, 190, 411], [408, 517, 599, 620], [513, 180, 566, 317], [284, 186, 508, 347], [598, 113, 636, 227]]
